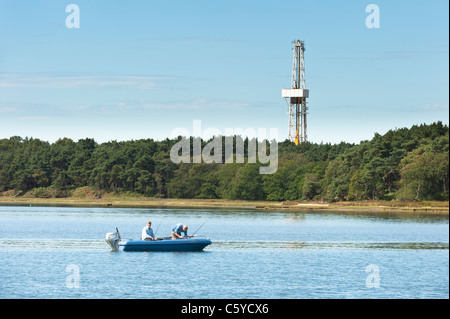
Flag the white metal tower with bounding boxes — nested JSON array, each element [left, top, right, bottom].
[[282, 39, 309, 145]]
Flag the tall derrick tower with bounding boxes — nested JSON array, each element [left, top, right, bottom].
[[282, 39, 309, 145]]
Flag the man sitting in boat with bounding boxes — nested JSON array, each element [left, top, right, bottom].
[[171, 223, 188, 239], [142, 221, 157, 241]]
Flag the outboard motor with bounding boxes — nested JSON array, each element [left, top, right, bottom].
[[105, 228, 121, 251]]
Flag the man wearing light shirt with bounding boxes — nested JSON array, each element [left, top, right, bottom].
[[171, 223, 188, 239], [142, 220, 157, 240]]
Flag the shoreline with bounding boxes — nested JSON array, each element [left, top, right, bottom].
[[0, 197, 448, 215]]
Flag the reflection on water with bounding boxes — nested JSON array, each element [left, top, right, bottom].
[[1, 238, 447, 252]]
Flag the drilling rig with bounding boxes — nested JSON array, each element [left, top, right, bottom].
[[282, 39, 309, 145]]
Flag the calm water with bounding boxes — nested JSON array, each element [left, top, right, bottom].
[[0, 205, 448, 299]]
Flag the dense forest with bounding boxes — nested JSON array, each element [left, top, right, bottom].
[[0, 122, 448, 202]]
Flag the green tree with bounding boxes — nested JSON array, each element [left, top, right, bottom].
[[230, 164, 265, 200], [302, 173, 321, 200], [398, 152, 449, 200]]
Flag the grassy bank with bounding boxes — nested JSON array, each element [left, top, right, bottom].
[[0, 194, 448, 215]]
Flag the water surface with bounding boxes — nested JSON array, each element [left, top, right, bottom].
[[0, 206, 448, 299]]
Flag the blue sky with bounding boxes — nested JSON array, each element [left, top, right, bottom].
[[0, 0, 448, 144]]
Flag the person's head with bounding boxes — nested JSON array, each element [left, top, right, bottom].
[[182, 225, 188, 231], [147, 221, 152, 228]]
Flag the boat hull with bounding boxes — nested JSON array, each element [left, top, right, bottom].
[[118, 238, 212, 252]]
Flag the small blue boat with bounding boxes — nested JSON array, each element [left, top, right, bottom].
[[106, 230, 211, 252], [119, 237, 212, 252]]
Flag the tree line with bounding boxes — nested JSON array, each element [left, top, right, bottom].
[[0, 122, 448, 202]]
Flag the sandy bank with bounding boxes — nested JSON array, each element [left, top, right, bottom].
[[0, 197, 448, 215]]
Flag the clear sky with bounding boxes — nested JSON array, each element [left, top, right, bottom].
[[0, 0, 448, 144]]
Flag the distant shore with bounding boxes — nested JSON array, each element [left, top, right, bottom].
[[0, 196, 448, 215]]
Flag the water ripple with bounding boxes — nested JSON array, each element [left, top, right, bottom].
[[0, 239, 447, 252], [212, 240, 449, 250], [0, 239, 106, 251]]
